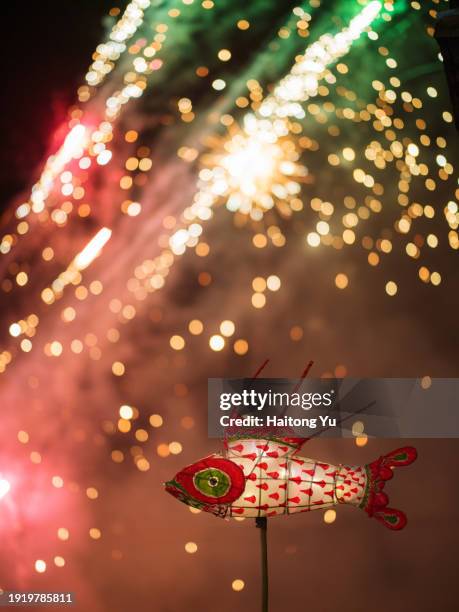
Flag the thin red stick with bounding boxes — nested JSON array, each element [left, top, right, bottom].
[[292, 360, 314, 392], [252, 359, 270, 380]]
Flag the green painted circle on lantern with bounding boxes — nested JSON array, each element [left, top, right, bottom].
[[193, 468, 231, 498]]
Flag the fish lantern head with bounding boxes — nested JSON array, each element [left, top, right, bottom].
[[165, 454, 245, 517]]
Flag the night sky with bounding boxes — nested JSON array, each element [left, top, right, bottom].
[[0, 1, 112, 205]]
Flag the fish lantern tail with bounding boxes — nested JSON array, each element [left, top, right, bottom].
[[361, 446, 417, 530]]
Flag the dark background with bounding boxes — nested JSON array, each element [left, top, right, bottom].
[[0, 1, 113, 205]]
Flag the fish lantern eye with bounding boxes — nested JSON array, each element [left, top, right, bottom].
[[170, 456, 246, 506], [194, 468, 230, 498]]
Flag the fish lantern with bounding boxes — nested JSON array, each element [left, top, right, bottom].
[[165, 435, 417, 529], [165, 360, 417, 612]]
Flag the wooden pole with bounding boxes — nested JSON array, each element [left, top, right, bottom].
[[256, 517, 268, 612]]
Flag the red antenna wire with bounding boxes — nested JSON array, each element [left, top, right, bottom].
[[251, 359, 270, 380], [292, 360, 314, 392]]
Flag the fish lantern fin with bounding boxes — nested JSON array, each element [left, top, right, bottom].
[[382, 446, 418, 468], [276, 437, 308, 454], [373, 507, 407, 530], [361, 446, 417, 530], [225, 435, 308, 458]]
